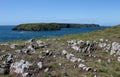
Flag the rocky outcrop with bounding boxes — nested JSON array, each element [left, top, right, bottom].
[[0, 38, 120, 77], [67, 40, 96, 53], [10, 60, 32, 76]]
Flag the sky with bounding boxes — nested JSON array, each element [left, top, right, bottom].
[[0, 0, 120, 26]]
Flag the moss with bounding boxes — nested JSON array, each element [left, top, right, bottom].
[[43, 73, 51, 77]]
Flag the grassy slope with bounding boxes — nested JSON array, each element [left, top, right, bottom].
[[55, 25, 120, 42], [0, 25, 120, 77]]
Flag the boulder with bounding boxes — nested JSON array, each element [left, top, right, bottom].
[[10, 60, 32, 74], [42, 50, 52, 56], [15, 49, 22, 53], [110, 42, 120, 55], [22, 72, 31, 77], [85, 67, 92, 72], [27, 45, 35, 52], [0, 68, 8, 75], [117, 57, 120, 62], [44, 68, 49, 72], [72, 45, 79, 51], [107, 59, 111, 63], [36, 40, 46, 48], [10, 44, 18, 49], [78, 58, 84, 62], [0, 57, 2, 61], [58, 63, 62, 66], [62, 50, 68, 56], [27, 39, 35, 43], [97, 59, 102, 63], [37, 62, 43, 69], [78, 64, 85, 68], [70, 57, 78, 62], [22, 49, 29, 53], [7, 54, 13, 63], [66, 53, 74, 60]]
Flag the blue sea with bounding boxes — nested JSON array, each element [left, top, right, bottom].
[[0, 26, 109, 42]]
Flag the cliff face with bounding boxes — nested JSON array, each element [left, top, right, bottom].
[[12, 23, 99, 31]]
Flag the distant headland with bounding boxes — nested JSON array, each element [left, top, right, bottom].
[[12, 23, 100, 31]]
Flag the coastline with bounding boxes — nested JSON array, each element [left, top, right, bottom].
[[0, 25, 120, 77]]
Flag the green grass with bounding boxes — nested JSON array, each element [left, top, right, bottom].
[[56, 25, 120, 42]]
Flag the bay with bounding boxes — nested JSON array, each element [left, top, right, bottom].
[[0, 26, 108, 42]]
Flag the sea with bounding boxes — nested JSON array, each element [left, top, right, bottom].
[[0, 26, 109, 42]]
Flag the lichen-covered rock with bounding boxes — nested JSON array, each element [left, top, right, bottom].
[[36, 40, 46, 48], [10, 44, 18, 49], [37, 62, 43, 69], [15, 49, 22, 53], [117, 57, 120, 62], [110, 42, 120, 55], [62, 50, 68, 56], [10, 60, 32, 74], [78, 64, 85, 68]]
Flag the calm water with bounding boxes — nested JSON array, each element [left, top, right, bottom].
[[0, 26, 108, 42]]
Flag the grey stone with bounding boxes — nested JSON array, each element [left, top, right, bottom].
[[10, 60, 32, 74], [10, 44, 18, 49], [62, 50, 68, 56], [117, 57, 120, 62], [85, 67, 92, 71], [15, 50, 22, 53], [78, 64, 85, 68], [0, 68, 8, 75], [66, 53, 74, 60], [36, 40, 46, 48], [70, 57, 78, 62], [72, 45, 79, 51], [44, 68, 49, 72], [37, 62, 43, 69]]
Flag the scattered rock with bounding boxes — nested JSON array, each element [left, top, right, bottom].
[[15, 49, 22, 53], [117, 57, 120, 62], [62, 50, 68, 56], [37, 62, 43, 69], [10, 60, 32, 74], [44, 68, 49, 72], [97, 59, 102, 63], [10, 44, 18, 49], [110, 42, 120, 55], [0, 68, 8, 75], [78, 64, 85, 68], [22, 72, 31, 77], [107, 59, 111, 63], [58, 63, 62, 66]]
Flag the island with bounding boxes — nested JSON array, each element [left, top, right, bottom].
[[12, 23, 100, 31]]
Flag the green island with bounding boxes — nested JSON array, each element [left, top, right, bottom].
[[0, 25, 120, 77], [12, 23, 99, 31]]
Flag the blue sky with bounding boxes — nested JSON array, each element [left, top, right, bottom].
[[0, 0, 120, 26]]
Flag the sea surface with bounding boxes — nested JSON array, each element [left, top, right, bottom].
[[0, 26, 109, 42]]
